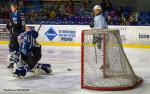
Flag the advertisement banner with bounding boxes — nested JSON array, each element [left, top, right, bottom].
[[0, 24, 9, 41], [36, 25, 90, 43], [1, 24, 150, 47], [109, 26, 150, 46]]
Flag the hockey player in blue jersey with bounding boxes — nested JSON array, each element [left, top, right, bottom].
[[6, 3, 25, 69], [12, 26, 52, 77]]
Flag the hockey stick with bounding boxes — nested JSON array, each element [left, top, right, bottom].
[[37, 21, 49, 32], [93, 33, 98, 64], [94, 44, 98, 64], [91, 29, 98, 64], [37, 21, 43, 32]]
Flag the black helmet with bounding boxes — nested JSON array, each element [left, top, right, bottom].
[[10, 2, 18, 7]]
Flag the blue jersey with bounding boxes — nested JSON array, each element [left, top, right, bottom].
[[7, 10, 25, 37], [18, 30, 41, 55], [94, 14, 108, 29], [10, 11, 24, 28]]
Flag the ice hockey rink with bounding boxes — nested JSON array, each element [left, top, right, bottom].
[[0, 44, 150, 94]]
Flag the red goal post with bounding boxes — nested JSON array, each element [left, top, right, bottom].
[[81, 29, 143, 91]]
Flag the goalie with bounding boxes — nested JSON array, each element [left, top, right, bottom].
[[12, 26, 52, 77], [92, 5, 108, 69], [92, 5, 108, 49]]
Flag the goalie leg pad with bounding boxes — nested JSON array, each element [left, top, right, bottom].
[[7, 51, 20, 68], [34, 63, 52, 75], [8, 51, 20, 63], [93, 34, 103, 49], [12, 67, 27, 77]]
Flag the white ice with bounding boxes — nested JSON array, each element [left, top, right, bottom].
[[0, 45, 150, 94]]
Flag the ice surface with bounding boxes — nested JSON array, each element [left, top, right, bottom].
[[0, 45, 150, 94]]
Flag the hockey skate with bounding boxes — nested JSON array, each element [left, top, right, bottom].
[[33, 63, 52, 75], [12, 67, 27, 78], [11, 63, 27, 78]]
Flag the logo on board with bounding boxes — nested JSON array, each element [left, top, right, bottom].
[[45, 27, 57, 41]]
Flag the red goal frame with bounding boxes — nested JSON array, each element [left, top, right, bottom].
[[81, 30, 143, 91]]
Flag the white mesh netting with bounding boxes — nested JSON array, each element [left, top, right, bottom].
[[81, 29, 143, 90]]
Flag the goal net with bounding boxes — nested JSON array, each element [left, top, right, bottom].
[[81, 29, 143, 91]]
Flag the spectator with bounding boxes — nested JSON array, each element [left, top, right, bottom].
[[107, 16, 114, 25], [128, 15, 137, 25], [64, 0, 75, 16], [49, 10, 56, 20], [81, 0, 89, 12], [59, 3, 66, 16], [55, 1, 61, 11], [0, 4, 2, 17], [100, 0, 112, 12], [121, 17, 129, 25], [30, 10, 36, 20]]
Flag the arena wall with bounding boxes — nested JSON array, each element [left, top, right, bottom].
[[0, 24, 150, 48]]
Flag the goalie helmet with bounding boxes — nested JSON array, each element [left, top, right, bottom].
[[93, 5, 102, 11]]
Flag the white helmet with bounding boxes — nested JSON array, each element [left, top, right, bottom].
[[93, 5, 102, 11]]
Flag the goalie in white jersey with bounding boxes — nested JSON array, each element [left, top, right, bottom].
[[93, 5, 108, 29], [92, 5, 108, 69], [92, 5, 108, 49]]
